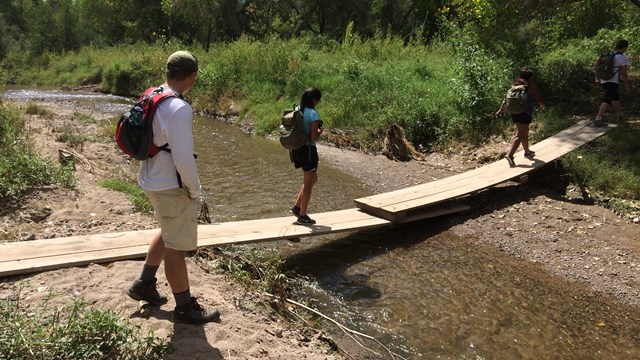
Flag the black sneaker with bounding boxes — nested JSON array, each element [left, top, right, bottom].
[[173, 297, 220, 324], [127, 278, 168, 306], [594, 118, 606, 127], [295, 215, 316, 225], [524, 150, 535, 158], [291, 206, 301, 217], [505, 155, 515, 167]]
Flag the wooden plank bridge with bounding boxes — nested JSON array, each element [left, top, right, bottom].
[[0, 120, 615, 277]]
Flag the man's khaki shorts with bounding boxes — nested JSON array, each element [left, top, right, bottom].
[[145, 187, 197, 251]]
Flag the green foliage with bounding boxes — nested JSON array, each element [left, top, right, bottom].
[[0, 104, 75, 203], [72, 112, 97, 124], [55, 128, 89, 149], [541, 0, 626, 47], [0, 291, 171, 360], [12, 44, 169, 93], [445, 24, 512, 143], [206, 247, 289, 297], [99, 178, 153, 213], [24, 103, 53, 117], [561, 127, 640, 199]]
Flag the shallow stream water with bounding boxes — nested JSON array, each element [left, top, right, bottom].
[[4, 87, 640, 359]]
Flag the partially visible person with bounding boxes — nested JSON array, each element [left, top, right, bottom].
[[495, 69, 545, 167], [594, 39, 630, 127], [127, 50, 220, 324], [290, 87, 323, 225]]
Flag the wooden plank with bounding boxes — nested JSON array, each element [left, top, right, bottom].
[[355, 121, 615, 217], [0, 230, 158, 263], [0, 209, 392, 277], [356, 120, 606, 207], [196, 208, 391, 246], [394, 201, 471, 223], [0, 245, 152, 277], [0, 204, 473, 277]]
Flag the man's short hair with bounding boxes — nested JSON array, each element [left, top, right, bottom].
[[616, 39, 629, 50]]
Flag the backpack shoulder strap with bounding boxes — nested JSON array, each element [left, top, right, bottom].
[[143, 87, 179, 121]]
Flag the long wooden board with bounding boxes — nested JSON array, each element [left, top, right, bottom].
[[355, 120, 616, 221], [0, 204, 469, 277]]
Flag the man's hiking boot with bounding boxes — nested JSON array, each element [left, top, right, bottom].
[[127, 278, 168, 306], [291, 206, 301, 217], [505, 154, 515, 167], [524, 150, 536, 158], [295, 215, 316, 225], [173, 297, 220, 325]]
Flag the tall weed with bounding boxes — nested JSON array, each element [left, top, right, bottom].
[[0, 104, 74, 203], [0, 291, 170, 360]]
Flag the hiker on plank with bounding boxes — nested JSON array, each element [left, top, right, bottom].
[[496, 69, 545, 167], [290, 87, 323, 225]]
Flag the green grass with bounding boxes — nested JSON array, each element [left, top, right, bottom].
[[99, 178, 153, 213], [0, 289, 171, 360], [200, 247, 289, 298], [561, 127, 640, 199], [0, 103, 75, 203], [71, 112, 97, 124], [24, 103, 54, 118]]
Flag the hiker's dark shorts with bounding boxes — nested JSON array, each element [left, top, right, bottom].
[[601, 82, 620, 104], [292, 145, 319, 172], [511, 112, 532, 124]]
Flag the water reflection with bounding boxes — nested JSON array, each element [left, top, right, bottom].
[[288, 221, 640, 358]]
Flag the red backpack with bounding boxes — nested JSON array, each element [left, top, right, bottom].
[[115, 87, 178, 160]]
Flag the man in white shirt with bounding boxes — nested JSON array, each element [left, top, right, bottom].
[[595, 39, 630, 127], [127, 51, 219, 324]]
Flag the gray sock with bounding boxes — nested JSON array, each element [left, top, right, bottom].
[[140, 264, 159, 282], [174, 289, 191, 308]]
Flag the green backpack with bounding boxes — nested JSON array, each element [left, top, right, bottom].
[[279, 106, 308, 150], [505, 85, 528, 114]]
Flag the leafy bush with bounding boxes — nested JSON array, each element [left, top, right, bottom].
[[0, 294, 171, 360], [0, 104, 75, 203]]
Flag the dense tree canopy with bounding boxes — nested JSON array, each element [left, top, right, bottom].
[[0, 0, 637, 60]]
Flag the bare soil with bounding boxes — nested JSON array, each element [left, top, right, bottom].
[[1, 95, 640, 359]]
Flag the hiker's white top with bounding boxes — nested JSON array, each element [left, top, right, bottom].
[[601, 52, 630, 84], [138, 86, 201, 199]]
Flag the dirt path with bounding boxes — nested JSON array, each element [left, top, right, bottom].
[[1, 95, 640, 358]]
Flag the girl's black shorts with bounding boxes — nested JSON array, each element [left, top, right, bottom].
[[511, 112, 532, 124], [292, 145, 319, 172]]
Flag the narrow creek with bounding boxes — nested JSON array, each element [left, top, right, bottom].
[[4, 87, 640, 359]]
